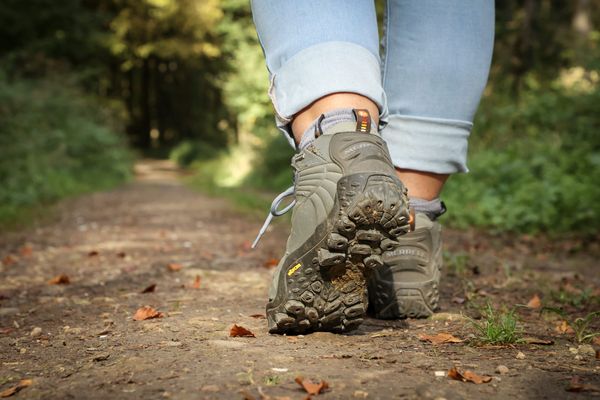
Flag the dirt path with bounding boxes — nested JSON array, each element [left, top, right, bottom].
[[1, 160, 599, 400]]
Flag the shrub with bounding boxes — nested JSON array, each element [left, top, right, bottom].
[[0, 73, 132, 226]]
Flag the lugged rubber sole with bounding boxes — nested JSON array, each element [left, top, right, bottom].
[[369, 273, 440, 319], [267, 173, 411, 334]]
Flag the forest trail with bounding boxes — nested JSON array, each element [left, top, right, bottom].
[[0, 160, 598, 400]]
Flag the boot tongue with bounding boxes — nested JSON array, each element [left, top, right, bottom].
[[298, 108, 377, 150]]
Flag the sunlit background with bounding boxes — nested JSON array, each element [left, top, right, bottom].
[[1, 0, 598, 236]]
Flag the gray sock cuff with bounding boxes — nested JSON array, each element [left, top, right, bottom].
[[298, 108, 376, 150], [409, 197, 446, 220]]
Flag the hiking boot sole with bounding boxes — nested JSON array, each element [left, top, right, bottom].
[[267, 173, 411, 334], [368, 244, 441, 319]]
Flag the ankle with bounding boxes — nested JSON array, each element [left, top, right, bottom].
[[395, 169, 448, 200], [291, 93, 379, 144]]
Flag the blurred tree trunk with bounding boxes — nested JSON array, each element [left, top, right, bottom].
[[512, 0, 536, 94], [573, 0, 593, 73]]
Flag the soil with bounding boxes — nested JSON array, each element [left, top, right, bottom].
[[1, 160, 599, 400]]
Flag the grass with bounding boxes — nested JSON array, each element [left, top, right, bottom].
[[468, 302, 524, 345], [541, 308, 600, 343]]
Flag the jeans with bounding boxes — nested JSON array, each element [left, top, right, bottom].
[[251, 0, 494, 174]]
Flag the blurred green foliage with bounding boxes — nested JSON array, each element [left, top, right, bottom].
[[0, 73, 132, 225], [1, 0, 599, 236]]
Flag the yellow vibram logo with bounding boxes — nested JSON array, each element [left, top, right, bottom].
[[287, 263, 302, 276]]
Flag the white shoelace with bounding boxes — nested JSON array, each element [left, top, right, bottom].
[[251, 185, 296, 249]]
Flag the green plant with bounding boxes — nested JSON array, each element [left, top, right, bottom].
[[264, 375, 281, 386], [468, 302, 524, 345], [443, 251, 470, 277], [541, 308, 600, 343], [0, 73, 132, 228], [550, 288, 596, 309]]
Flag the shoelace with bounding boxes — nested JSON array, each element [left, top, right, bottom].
[[251, 185, 296, 248]]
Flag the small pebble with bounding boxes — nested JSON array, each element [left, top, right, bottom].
[[30, 327, 42, 337], [496, 365, 509, 374], [516, 351, 526, 360]]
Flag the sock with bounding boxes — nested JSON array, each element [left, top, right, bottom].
[[409, 197, 445, 220], [298, 108, 375, 150]]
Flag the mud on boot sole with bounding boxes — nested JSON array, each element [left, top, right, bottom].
[[267, 173, 411, 334]]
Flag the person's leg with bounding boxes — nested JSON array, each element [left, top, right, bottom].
[[251, 1, 412, 334], [382, 0, 495, 196], [369, 0, 495, 319], [251, 0, 385, 146]]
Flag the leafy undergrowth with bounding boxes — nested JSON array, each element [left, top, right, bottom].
[[0, 73, 132, 229]]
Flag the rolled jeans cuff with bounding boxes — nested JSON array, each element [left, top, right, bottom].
[[382, 115, 472, 174], [268, 41, 386, 147]]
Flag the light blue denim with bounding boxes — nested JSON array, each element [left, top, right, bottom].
[[251, 0, 494, 173]]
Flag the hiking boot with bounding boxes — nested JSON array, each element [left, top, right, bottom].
[[254, 110, 412, 334], [368, 212, 443, 319]]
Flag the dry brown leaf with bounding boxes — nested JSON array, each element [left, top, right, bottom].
[[192, 275, 201, 289], [141, 284, 156, 293], [448, 367, 491, 384], [229, 324, 256, 338], [167, 263, 182, 272], [294, 376, 329, 396], [1, 255, 17, 266], [419, 333, 464, 345], [566, 376, 600, 393], [0, 379, 32, 398], [264, 258, 279, 269], [592, 336, 600, 346], [555, 320, 575, 335], [48, 274, 70, 285], [522, 337, 554, 345], [88, 250, 99, 257], [526, 294, 542, 309], [132, 306, 164, 321], [18, 245, 33, 257]]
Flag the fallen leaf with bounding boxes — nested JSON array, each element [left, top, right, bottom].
[[18, 245, 33, 257], [141, 284, 156, 293], [0, 328, 13, 335], [447, 367, 491, 384], [0, 379, 32, 398], [48, 274, 70, 285], [592, 336, 600, 346], [566, 376, 600, 393], [88, 250, 99, 257], [555, 320, 575, 335], [191, 275, 201, 289], [229, 324, 256, 338], [264, 258, 279, 269], [526, 294, 542, 309], [418, 333, 464, 345], [133, 306, 164, 321], [522, 337, 554, 345], [294, 376, 329, 396], [167, 263, 182, 272], [1, 255, 17, 266], [249, 314, 266, 319]]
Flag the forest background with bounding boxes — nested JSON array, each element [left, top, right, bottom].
[[1, 0, 598, 237]]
